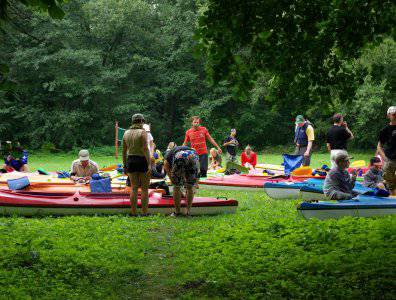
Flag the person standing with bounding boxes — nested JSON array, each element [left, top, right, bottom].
[[164, 146, 199, 216], [294, 115, 315, 166], [377, 106, 396, 196], [223, 128, 240, 163], [122, 113, 151, 216], [326, 113, 354, 168], [182, 116, 222, 177]]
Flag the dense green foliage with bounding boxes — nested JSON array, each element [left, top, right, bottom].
[[0, 189, 395, 299], [1, 0, 395, 152]]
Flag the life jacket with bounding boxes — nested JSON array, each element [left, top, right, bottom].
[[294, 122, 309, 147]]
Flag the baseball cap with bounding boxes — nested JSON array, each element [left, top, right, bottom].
[[387, 106, 396, 115], [295, 115, 305, 124], [79, 149, 90, 161], [132, 113, 145, 123]]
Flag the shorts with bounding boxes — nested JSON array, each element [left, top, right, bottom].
[[383, 158, 396, 190], [170, 150, 199, 188], [126, 155, 148, 173]]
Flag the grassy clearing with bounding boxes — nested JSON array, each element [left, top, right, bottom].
[[1, 151, 393, 299], [26, 150, 374, 172]]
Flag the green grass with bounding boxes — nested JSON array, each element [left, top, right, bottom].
[[26, 150, 374, 172], [1, 151, 394, 299]]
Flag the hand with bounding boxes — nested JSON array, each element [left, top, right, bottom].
[[217, 148, 222, 154], [350, 169, 357, 178], [342, 121, 348, 128], [304, 151, 310, 157]]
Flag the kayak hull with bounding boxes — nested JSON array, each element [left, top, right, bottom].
[[298, 195, 396, 219], [0, 190, 238, 216]]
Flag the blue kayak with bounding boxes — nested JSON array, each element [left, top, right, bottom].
[[298, 195, 396, 219], [299, 183, 374, 202], [263, 179, 324, 199]]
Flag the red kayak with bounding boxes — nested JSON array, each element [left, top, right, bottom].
[[0, 190, 237, 216], [199, 174, 325, 190]]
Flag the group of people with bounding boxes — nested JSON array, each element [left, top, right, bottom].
[[2, 105, 395, 214], [322, 106, 396, 198]]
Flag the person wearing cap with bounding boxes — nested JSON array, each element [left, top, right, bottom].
[[323, 150, 358, 200], [294, 115, 315, 166], [363, 157, 385, 189], [223, 128, 240, 163], [182, 116, 222, 178], [122, 113, 151, 216], [326, 113, 354, 168], [377, 106, 396, 195], [70, 150, 99, 181]]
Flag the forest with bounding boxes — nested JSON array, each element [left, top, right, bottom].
[[0, 0, 395, 151]]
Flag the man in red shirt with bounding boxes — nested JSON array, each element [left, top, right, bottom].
[[183, 116, 222, 177]]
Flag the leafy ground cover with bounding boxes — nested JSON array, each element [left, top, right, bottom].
[[0, 152, 394, 299]]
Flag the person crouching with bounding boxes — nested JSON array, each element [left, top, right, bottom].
[[323, 151, 358, 200], [164, 146, 199, 216]]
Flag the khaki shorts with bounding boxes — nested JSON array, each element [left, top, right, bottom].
[[383, 158, 396, 190]]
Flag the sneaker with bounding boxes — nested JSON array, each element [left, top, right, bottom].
[[170, 212, 181, 217]]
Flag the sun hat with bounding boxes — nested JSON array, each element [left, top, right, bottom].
[[295, 115, 305, 124], [79, 149, 90, 161], [132, 113, 145, 123]]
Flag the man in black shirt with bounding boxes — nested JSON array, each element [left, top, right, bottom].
[[326, 113, 354, 168], [377, 106, 396, 195]]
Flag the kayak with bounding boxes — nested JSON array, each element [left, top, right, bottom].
[[297, 195, 396, 219], [200, 173, 325, 191], [0, 190, 238, 216], [264, 178, 324, 199]]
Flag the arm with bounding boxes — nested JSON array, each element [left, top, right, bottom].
[[326, 143, 331, 152], [182, 131, 189, 147], [252, 153, 257, 167], [377, 142, 385, 161], [122, 136, 127, 169], [305, 141, 313, 156], [141, 131, 151, 170], [207, 134, 222, 154], [345, 127, 354, 140], [164, 160, 170, 175]]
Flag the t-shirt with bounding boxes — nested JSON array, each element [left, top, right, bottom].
[[223, 136, 239, 156], [326, 125, 351, 150], [363, 167, 383, 188], [379, 124, 396, 160], [183, 126, 210, 155], [164, 146, 191, 167], [241, 151, 257, 167], [306, 125, 315, 141]]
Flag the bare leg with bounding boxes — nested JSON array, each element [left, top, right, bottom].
[[128, 173, 139, 216], [140, 172, 150, 215], [173, 186, 181, 214], [185, 186, 194, 215]]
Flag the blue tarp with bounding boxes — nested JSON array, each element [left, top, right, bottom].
[[90, 177, 112, 193], [7, 176, 30, 190], [282, 154, 304, 175]]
